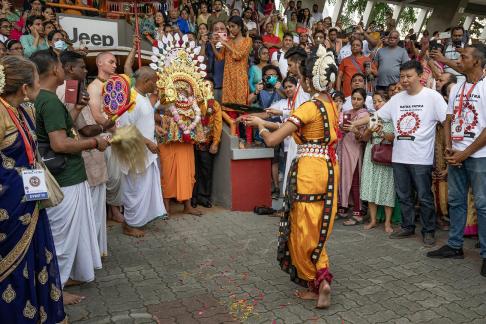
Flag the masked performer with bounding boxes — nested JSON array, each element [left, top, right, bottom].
[[151, 33, 211, 215], [245, 45, 339, 308]]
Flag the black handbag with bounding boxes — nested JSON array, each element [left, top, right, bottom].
[[37, 142, 67, 175]]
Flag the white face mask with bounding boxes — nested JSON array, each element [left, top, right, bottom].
[[54, 40, 67, 51]]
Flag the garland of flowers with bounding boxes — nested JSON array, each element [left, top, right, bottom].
[[169, 101, 201, 135], [0, 64, 5, 96]]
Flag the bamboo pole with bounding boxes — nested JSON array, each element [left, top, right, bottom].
[[46, 2, 100, 13], [134, 1, 142, 68]]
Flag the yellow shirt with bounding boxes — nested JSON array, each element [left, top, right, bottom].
[[200, 99, 223, 145]]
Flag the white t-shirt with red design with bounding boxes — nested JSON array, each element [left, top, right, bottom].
[[447, 80, 486, 158], [377, 87, 447, 165]]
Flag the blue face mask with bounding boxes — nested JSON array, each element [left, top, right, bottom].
[[54, 40, 67, 51], [266, 75, 278, 86]]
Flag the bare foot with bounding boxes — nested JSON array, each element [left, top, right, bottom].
[[109, 205, 124, 223], [183, 207, 203, 216], [316, 280, 331, 309], [123, 223, 145, 238], [294, 289, 318, 300], [385, 224, 394, 233], [364, 222, 377, 230], [63, 291, 85, 305], [64, 279, 83, 287]]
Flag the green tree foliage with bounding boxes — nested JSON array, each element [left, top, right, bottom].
[[327, 0, 417, 34], [459, 16, 486, 39], [399, 6, 418, 34], [368, 2, 392, 27]]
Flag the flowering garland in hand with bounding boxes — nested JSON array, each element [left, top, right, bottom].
[[150, 33, 212, 144]]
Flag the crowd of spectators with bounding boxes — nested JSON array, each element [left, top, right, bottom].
[[1, 1, 486, 320]]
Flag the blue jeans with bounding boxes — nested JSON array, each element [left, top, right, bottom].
[[392, 163, 436, 234], [448, 157, 486, 258]]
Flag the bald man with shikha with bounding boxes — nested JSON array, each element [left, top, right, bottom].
[[87, 52, 125, 224], [117, 67, 167, 237]]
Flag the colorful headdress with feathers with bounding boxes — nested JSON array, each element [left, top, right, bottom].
[[149, 33, 213, 104]]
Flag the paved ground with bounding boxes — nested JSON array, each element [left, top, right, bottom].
[[66, 206, 486, 324]]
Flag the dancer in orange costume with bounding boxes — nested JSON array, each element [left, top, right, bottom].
[[245, 45, 339, 308]]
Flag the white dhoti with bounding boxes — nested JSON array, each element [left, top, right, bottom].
[[90, 183, 108, 257], [282, 137, 297, 194], [121, 161, 167, 228], [105, 146, 123, 206], [46, 181, 102, 285]]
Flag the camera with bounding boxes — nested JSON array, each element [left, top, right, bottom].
[[429, 40, 443, 52], [368, 112, 378, 129], [452, 39, 462, 48]]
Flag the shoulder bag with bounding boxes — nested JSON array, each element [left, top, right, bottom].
[[371, 138, 393, 166], [35, 149, 64, 208]]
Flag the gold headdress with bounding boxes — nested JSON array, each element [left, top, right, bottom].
[[150, 33, 212, 104]]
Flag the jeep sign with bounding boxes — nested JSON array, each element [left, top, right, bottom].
[[58, 15, 118, 48]]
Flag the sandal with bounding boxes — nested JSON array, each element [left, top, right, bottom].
[[343, 213, 364, 226], [270, 209, 284, 217], [254, 205, 275, 215]]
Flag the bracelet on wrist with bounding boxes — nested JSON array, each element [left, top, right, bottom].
[[259, 127, 270, 136]]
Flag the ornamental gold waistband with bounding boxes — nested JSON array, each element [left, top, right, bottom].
[[297, 143, 332, 159]]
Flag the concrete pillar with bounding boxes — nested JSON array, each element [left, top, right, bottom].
[[362, 0, 375, 28], [392, 4, 402, 21], [426, 0, 469, 33], [413, 8, 428, 34], [332, 0, 344, 25], [463, 15, 475, 31]]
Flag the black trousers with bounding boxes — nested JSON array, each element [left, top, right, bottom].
[[192, 147, 215, 204]]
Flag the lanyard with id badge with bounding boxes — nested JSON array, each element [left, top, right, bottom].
[[452, 81, 479, 141], [1, 98, 49, 201]]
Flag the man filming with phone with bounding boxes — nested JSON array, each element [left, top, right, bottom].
[[430, 26, 466, 83]]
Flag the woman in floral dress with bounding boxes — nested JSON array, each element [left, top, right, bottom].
[[360, 92, 396, 233]]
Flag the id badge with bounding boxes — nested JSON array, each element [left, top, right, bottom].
[[451, 116, 465, 141], [21, 169, 49, 201]]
